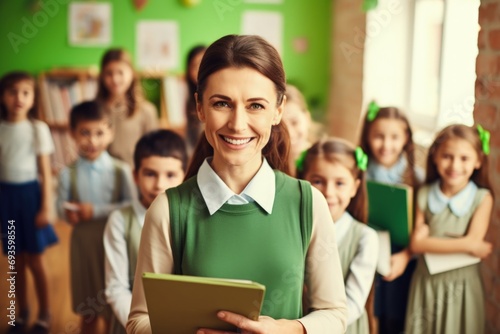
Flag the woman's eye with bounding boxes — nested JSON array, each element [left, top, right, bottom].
[[214, 101, 230, 108], [249, 103, 264, 110]]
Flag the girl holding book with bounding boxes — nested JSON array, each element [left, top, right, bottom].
[[0, 71, 58, 334], [127, 34, 347, 334], [359, 102, 423, 333], [96, 48, 158, 166], [405, 124, 493, 334], [297, 138, 379, 334]]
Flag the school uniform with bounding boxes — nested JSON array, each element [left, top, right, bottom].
[[335, 212, 378, 334], [127, 158, 348, 334], [57, 151, 135, 318], [405, 181, 488, 334], [0, 120, 58, 255], [104, 199, 146, 334]]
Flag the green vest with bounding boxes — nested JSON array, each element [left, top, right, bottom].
[[166, 170, 312, 320]]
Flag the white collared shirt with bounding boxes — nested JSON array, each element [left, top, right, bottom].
[[197, 158, 275, 215], [104, 199, 147, 327], [335, 212, 379, 325]]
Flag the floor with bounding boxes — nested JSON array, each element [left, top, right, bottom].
[[0, 221, 106, 334]]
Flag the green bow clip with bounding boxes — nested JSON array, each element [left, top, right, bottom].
[[477, 124, 490, 155], [366, 101, 380, 122], [295, 149, 308, 172], [354, 147, 368, 171], [362, 0, 378, 12]]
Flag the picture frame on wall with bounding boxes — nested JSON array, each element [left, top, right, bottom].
[[136, 20, 179, 71], [68, 2, 111, 46]]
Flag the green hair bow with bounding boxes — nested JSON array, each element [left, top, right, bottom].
[[477, 124, 490, 155], [295, 149, 308, 172], [355, 147, 368, 171], [366, 101, 380, 122]]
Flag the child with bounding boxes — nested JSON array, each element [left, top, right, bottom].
[[56, 101, 136, 334], [298, 138, 378, 334], [405, 124, 493, 334], [185, 45, 206, 153], [0, 71, 58, 334], [103, 129, 187, 334], [96, 48, 159, 166], [282, 84, 313, 176], [359, 102, 423, 333]]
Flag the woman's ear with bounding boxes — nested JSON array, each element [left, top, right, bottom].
[[273, 95, 286, 125], [195, 92, 205, 122]]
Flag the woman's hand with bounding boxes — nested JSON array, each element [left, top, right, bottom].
[[383, 249, 411, 282], [196, 311, 305, 334]]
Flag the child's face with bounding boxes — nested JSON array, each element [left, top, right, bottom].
[[282, 101, 311, 157], [304, 157, 359, 222], [367, 118, 408, 168], [188, 51, 205, 84], [71, 120, 114, 161], [197, 67, 283, 172], [433, 138, 481, 194], [134, 156, 185, 208], [103, 60, 134, 98], [2, 80, 34, 122]]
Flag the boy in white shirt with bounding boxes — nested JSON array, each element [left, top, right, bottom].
[[103, 129, 187, 334]]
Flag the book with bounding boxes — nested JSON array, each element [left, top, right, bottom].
[[375, 230, 391, 276], [142, 273, 266, 334], [367, 180, 413, 247], [423, 252, 480, 275]]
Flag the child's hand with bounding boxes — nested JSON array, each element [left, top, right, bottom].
[[383, 249, 411, 282], [35, 209, 52, 228], [468, 239, 493, 259], [65, 209, 80, 225], [78, 203, 94, 221]]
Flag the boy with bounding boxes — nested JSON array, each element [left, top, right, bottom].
[[103, 129, 187, 334], [56, 101, 136, 333]]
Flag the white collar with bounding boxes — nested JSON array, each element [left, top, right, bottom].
[[334, 212, 353, 243], [197, 158, 276, 215], [367, 155, 407, 184], [428, 181, 477, 217]]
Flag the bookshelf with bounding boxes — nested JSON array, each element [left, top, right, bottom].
[[38, 68, 188, 171]]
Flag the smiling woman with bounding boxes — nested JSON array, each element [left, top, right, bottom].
[[127, 35, 347, 334]]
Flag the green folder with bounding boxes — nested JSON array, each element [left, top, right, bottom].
[[142, 273, 266, 334], [366, 180, 413, 247]]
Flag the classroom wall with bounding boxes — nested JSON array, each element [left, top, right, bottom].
[[476, 1, 500, 332], [0, 0, 331, 120]]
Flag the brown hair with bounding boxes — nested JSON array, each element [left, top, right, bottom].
[[285, 84, 308, 114], [426, 124, 493, 194], [185, 34, 290, 179], [96, 48, 144, 117], [0, 71, 39, 121], [297, 137, 368, 223], [359, 105, 420, 188]]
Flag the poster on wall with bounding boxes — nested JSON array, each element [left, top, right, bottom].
[[136, 21, 179, 71], [68, 2, 111, 46], [241, 11, 283, 55]]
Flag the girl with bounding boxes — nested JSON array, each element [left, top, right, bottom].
[[185, 45, 207, 153], [96, 48, 159, 166], [359, 102, 423, 333], [298, 138, 379, 334], [282, 84, 313, 176], [0, 71, 58, 334], [127, 34, 347, 334], [405, 124, 493, 334]]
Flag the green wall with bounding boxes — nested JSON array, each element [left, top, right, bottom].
[[0, 0, 331, 119]]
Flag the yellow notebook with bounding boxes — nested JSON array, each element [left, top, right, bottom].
[[142, 273, 266, 334]]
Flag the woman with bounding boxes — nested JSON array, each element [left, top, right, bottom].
[[127, 34, 347, 334]]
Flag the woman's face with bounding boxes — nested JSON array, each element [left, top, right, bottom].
[[103, 60, 134, 98], [196, 67, 284, 173]]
